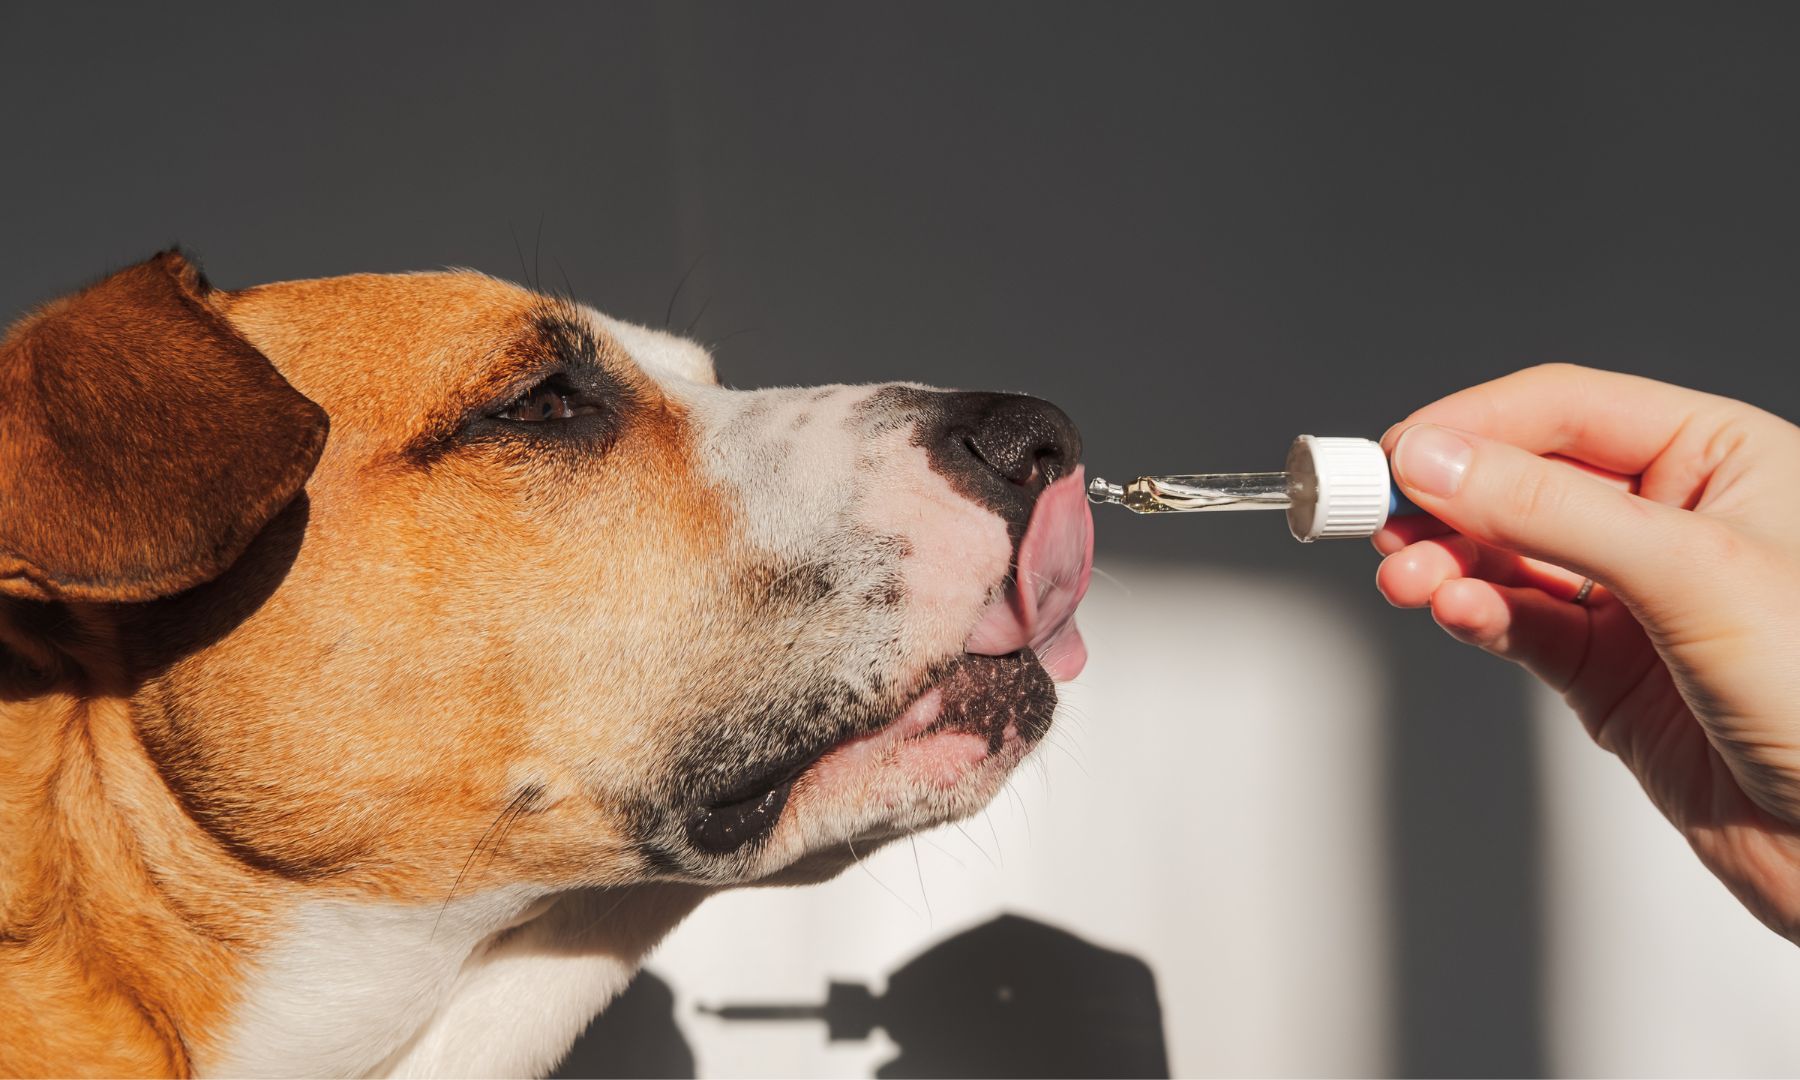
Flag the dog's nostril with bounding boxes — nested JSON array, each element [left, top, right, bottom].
[[964, 433, 1041, 488], [961, 398, 1078, 494], [962, 434, 992, 472], [915, 390, 1081, 528]]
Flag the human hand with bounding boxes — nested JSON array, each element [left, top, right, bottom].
[[1374, 363, 1800, 944]]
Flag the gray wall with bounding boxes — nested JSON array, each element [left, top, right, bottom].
[[6, 2, 1799, 1074]]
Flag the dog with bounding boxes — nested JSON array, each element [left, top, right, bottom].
[[0, 251, 1093, 1077]]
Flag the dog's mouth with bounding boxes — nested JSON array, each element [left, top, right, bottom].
[[683, 653, 1058, 856], [683, 472, 1094, 859]]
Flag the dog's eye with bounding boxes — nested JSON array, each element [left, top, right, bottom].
[[493, 376, 604, 423]]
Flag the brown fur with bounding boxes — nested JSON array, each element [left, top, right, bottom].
[[0, 257, 736, 1074], [0, 252, 1060, 1076], [0, 252, 326, 604]]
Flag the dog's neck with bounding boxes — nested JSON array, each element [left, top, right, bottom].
[[1, 608, 708, 1078], [0, 608, 251, 1075]]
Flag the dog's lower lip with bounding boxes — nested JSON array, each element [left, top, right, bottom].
[[685, 746, 829, 855], [685, 774, 799, 855], [683, 648, 1054, 857], [682, 679, 935, 857]]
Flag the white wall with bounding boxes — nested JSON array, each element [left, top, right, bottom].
[[648, 559, 1391, 1077], [640, 559, 1800, 1077], [1534, 683, 1800, 1076]]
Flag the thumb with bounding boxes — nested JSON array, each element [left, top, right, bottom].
[[1389, 423, 1726, 614]]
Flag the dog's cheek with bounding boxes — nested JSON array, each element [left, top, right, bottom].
[[856, 429, 1012, 656]]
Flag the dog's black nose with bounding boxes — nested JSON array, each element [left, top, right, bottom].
[[917, 391, 1083, 532], [956, 393, 1082, 493]]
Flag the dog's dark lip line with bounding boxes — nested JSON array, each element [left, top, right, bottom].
[[684, 732, 846, 857], [693, 650, 987, 813], [702, 749, 825, 812], [683, 649, 1050, 857], [699, 644, 1050, 810]]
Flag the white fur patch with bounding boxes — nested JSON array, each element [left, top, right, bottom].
[[368, 889, 702, 1078], [592, 314, 717, 386], [205, 886, 700, 1079], [203, 888, 540, 1077]]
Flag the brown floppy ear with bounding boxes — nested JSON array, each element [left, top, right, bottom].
[[0, 250, 327, 603]]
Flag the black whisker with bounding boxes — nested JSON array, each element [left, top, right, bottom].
[[532, 212, 545, 294], [664, 251, 707, 329], [707, 325, 762, 351], [431, 787, 537, 939], [554, 257, 577, 304], [684, 293, 713, 337], [512, 225, 532, 291]]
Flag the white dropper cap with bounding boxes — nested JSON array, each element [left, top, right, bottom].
[[1283, 435, 1393, 542], [1085, 434, 1419, 539]]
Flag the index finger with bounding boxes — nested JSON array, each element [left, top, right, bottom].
[[1379, 364, 1743, 477]]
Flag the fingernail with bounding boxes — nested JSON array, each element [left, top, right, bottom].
[[1394, 425, 1472, 498]]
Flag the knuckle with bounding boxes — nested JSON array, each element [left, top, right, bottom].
[[1627, 515, 1753, 616], [1586, 709, 1626, 758], [1521, 361, 1590, 385], [1503, 463, 1564, 531], [1671, 514, 1746, 567], [1699, 412, 1753, 471]]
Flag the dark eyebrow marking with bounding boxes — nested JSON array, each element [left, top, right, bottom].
[[531, 307, 606, 373], [398, 302, 637, 467]]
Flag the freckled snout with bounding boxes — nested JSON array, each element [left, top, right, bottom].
[[880, 392, 1091, 684], [866, 390, 1092, 682]]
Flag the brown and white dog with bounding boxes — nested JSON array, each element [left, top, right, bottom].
[[0, 252, 1093, 1077]]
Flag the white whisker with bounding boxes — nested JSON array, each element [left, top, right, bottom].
[[909, 837, 934, 927], [952, 822, 998, 870], [848, 837, 922, 921], [921, 833, 969, 872], [1088, 561, 1134, 597]]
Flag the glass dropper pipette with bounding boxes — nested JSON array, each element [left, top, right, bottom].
[[1086, 435, 1420, 542]]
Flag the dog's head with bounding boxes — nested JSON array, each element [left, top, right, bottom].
[[0, 251, 1091, 901]]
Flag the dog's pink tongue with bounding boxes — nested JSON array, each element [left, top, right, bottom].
[[964, 468, 1095, 681]]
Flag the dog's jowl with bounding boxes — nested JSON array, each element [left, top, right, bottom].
[[0, 252, 1093, 1077]]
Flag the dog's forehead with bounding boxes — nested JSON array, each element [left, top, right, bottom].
[[223, 271, 715, 439], [225, 270, 545, 408]]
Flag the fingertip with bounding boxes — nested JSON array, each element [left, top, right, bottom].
[[1375, 554, 1406, 607], [1379, 420, 1410, 454], [1377, 545, 1442, 608], [1375, 552, 1406, 607], [1429, 577, 1502, 645]]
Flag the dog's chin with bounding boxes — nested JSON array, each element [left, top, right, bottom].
[[726, 650, 1057, 885]]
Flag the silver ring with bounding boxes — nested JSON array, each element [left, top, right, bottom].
[[1572, 577, 1596, 605]]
